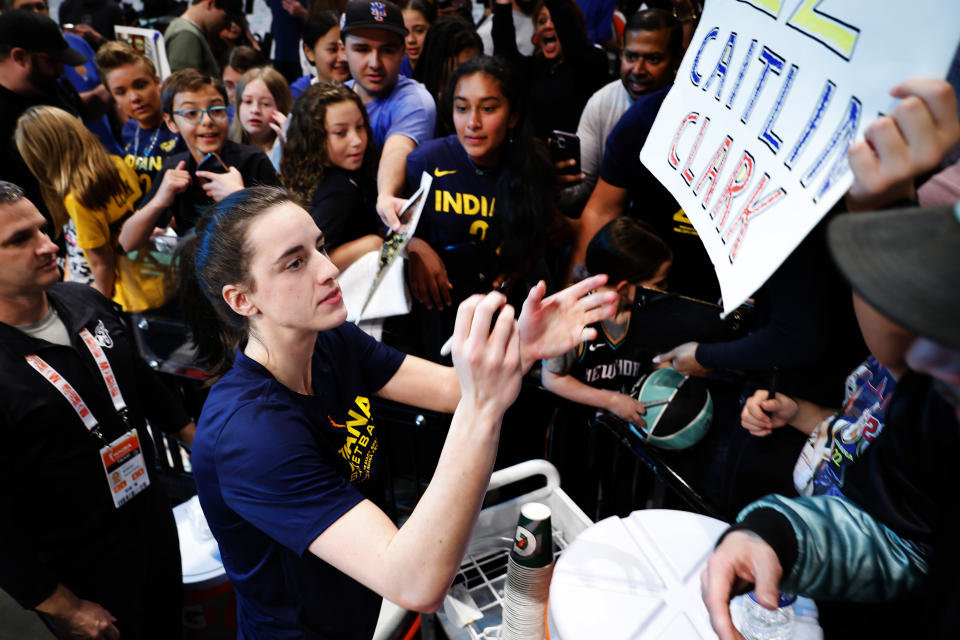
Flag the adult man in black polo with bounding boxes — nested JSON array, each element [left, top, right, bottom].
[[0, 182, 193, 638]]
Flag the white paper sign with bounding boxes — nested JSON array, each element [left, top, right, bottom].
[[114, 25, 172, 79], [640, 0, 960, 315]]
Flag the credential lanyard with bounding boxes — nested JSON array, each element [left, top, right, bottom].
[[25, 328, 130, 441]]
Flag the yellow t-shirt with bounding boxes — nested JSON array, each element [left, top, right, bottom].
[[65, 156, 173, 312]]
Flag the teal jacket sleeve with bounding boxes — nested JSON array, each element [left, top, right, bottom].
[[734, 494, 929, 602]]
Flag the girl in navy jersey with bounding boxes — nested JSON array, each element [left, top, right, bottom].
[[403, 55, 558, 360], [178, 185, 616, 637], [281, 83, 383, 270]]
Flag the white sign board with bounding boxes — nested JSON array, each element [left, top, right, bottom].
[[114, 25, 172, 79], [640, 0, 960, 315]]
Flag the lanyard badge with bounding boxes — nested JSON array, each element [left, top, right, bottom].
[[26, 326, 149, 507]]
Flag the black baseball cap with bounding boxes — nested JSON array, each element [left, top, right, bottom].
[[340, 0, 408, 39], [214, 0, 245, 22], [0, 10, 87, 65], [828, 203, 960, 350]]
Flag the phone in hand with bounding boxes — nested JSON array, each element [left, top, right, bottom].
[[197, 152, 227, 174], [549, 130, 581, 176]]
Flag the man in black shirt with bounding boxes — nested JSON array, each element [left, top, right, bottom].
[[0, 181, 194, 638]]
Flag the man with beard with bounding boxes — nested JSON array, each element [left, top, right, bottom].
[[0, 10, 97, 227], [561, 8, 681, 212]]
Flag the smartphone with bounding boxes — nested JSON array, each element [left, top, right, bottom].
[[197, 152, 227, 174], [549, 130, 581, 176]]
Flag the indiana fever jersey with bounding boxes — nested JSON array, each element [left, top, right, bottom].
[[406, 134, 500, 251]]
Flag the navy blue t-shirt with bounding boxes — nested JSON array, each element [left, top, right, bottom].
[[406, 134, 500, 294], [601, 86, 720, 302], [120, 119, 185, 206], [192, 322, 405, 638]]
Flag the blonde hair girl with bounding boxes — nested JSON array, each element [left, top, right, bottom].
[[15, 106, 171, 312]]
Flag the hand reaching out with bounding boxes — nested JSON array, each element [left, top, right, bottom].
[[517, 274, 617, 371], [653, 341, 710, 377], [846, 78, 960, 211], [376, 194, 408, 232], [701, 530, 783, 640]]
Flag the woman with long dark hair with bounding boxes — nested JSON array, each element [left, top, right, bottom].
[[412, 15, 483, 132], [179, 185, 615, 637], [400, 0, 437, 75], [491, 0, 609, 138], [401, 55, 563, 360]]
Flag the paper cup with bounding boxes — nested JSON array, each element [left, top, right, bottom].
[[510, 502, 553, 569]]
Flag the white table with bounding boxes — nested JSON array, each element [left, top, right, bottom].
[[548, 509, 822, 639]]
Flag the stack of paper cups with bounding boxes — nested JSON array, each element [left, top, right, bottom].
[[501, 502, 554, 640]]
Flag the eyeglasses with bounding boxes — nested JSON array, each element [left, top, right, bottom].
[[171, 106, 230, 124]]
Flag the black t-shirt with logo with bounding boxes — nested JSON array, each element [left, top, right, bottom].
[[145, 139, 279, 234]]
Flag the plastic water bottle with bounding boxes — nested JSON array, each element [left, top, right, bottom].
[[737, 591, 796, 640]]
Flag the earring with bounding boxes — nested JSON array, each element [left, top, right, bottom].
[[508, 128, 514, 144]]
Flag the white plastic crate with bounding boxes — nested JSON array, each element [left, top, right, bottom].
[[437, 460, 592, 640]]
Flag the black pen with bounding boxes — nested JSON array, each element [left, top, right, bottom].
[[763, 366, 780, 417]]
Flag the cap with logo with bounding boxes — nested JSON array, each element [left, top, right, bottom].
[[214, 0, 245, 23], [0, 10, 87, 66], [340, 0, 409, 38]]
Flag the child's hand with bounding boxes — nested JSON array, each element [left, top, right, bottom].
[[740, 390, 798, 437], [608, 392, 647, 427], [407, 238, 453, 310], [153, 161, 191, 208], [269, 111, 288, 143], [197, 166, 244, 202], [517, 275, 618, 370], [376, 194, 408, 232]]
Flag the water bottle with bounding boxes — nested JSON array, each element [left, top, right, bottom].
[[736, 591, 796, 640]]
